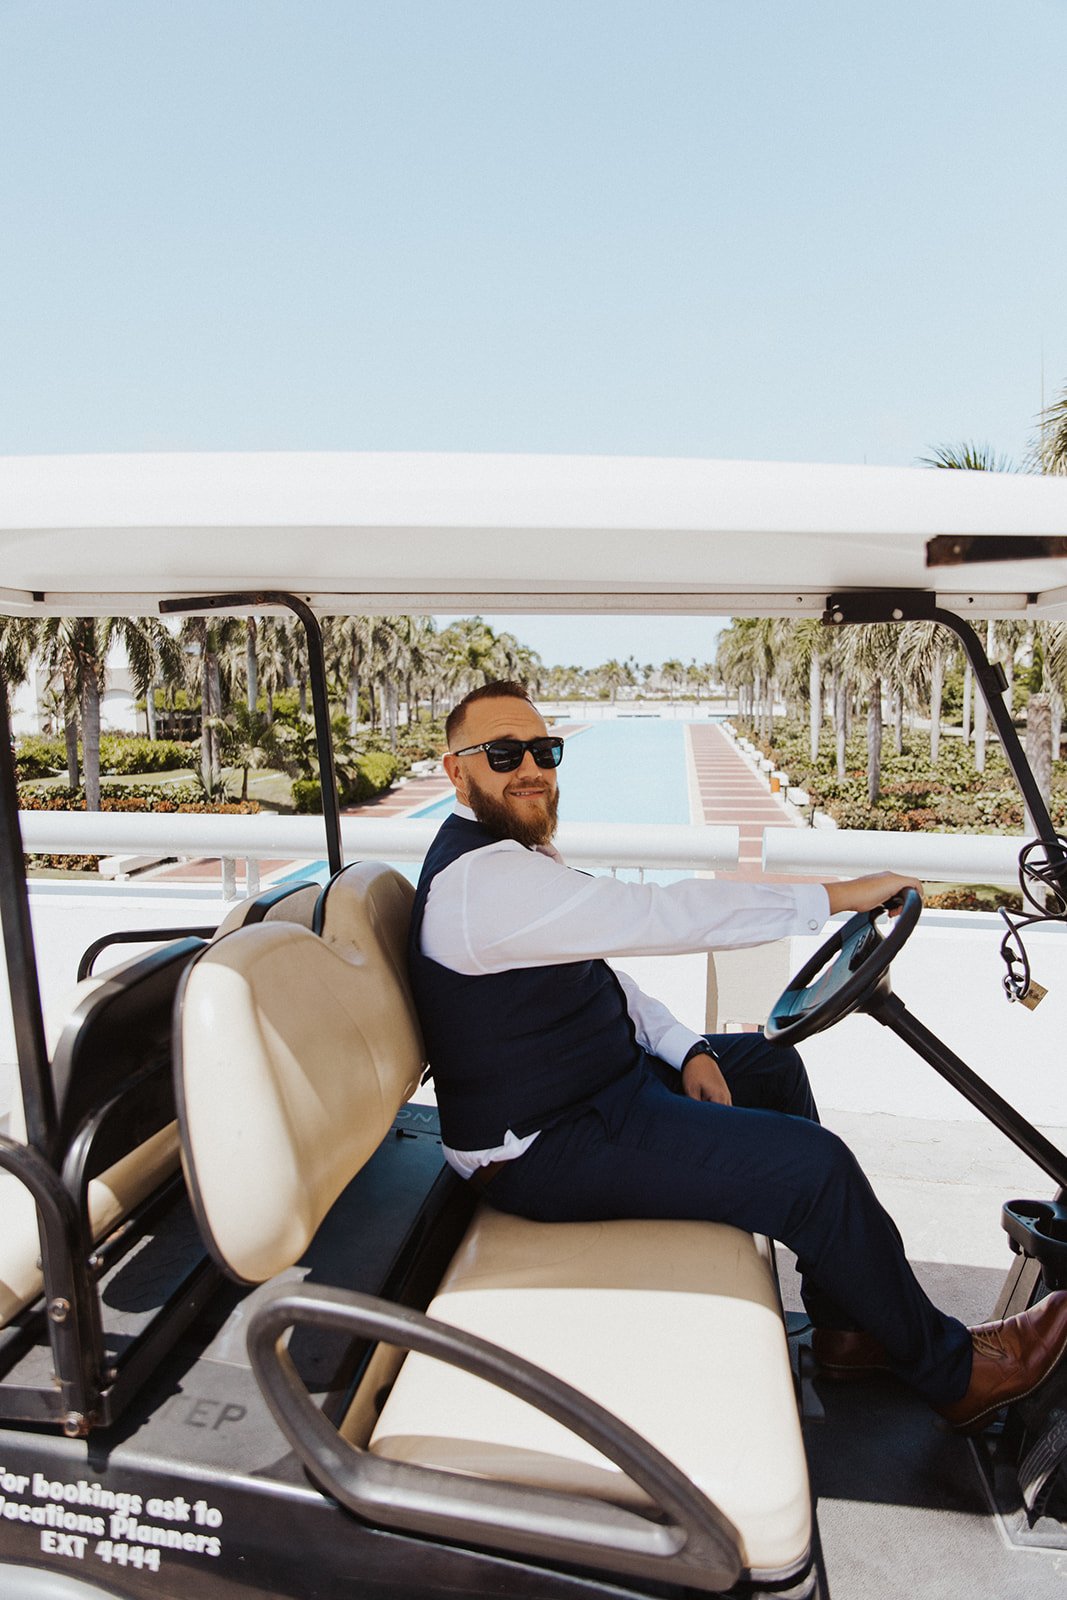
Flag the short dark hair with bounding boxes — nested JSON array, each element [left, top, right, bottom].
[[445, 680, 535, 750]]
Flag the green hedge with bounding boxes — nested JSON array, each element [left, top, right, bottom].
[[99, 735, 195, 773], [292, 750, 401, 813], [291, 778, 340, 815], [15, 736, 67, 778], [739, 715, 1067, 833], [346, 749, 400, 801], [15, 734, 194, 778]]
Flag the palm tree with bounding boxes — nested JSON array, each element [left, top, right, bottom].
[[440, 618, 500, 697], [661, 659, 685, 706], [39, 617, 182, 809], [899, 621, 954, 764], [492, 630, 541, 690], [783, 619, 833, 763], [0, 617, 39, 722], [1037, 622, 1067, 762], [403, 616, 438, 726], [180, 615, 242, 797], [921, 441, 1023, 771], [244, 617, 259, 713], [838, 624, 901, 806], [919, 442, 1015, 472], [1031, 383, 1067, 475], [326, 615, 372, 735], [211, 704, 289, 802], [282, 616, 311, 717], [255, 617, 290, 722], [688, 661, 713, 707], [371, 616, 406, 749], [715, 620, 759, 720], [598, 659, 630, 704]]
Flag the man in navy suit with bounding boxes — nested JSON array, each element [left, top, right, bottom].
[[408, 680, 1067, 1433]]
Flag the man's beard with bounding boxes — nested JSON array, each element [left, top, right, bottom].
[[465, 771, 560, 848]]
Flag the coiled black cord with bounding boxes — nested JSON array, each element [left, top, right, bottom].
[[999, 836, 1067, 1002]]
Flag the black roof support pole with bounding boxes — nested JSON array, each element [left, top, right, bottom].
[[0, 668, 56, 1160], [160, 591, 343, 878], [825, 591, 1067, 895]]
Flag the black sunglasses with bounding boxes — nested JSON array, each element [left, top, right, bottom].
[[450, 736, 565, 773]]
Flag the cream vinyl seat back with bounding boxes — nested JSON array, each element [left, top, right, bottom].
[[212, 878, 322, 939], [175, 863, 425, 1283]]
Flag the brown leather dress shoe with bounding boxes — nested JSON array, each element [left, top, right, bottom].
[[937, 1290, 1067, 1433], [811, 1327, 893, 1378]]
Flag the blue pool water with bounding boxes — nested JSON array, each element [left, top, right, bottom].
[[283, 718, 694, 884], [410, 719, 691, 826]]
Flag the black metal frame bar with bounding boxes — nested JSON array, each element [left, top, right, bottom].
[[871, 994, 1067, 1192], [0, 677, 55, 1159], [823, 591, 1067, 893], [77, 926, 216, 981], [824, 591, 1067, 1245], [0, 1135, 104, 1428], [159, 591, 343, 875]]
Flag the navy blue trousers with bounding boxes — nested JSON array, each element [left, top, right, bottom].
[[486, 1034, 972, 1406]]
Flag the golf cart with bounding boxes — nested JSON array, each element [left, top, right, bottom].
[[2, 451, 1067, 1599]]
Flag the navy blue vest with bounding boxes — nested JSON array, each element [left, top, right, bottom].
[[408, 813, 642, 1150]]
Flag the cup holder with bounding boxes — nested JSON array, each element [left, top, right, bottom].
[[1002, 1199, 1067, 1287]]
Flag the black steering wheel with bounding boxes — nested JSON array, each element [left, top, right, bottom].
[[765, 888, 922, 1046]]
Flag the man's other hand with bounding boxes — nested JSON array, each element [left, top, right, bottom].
[[681, 1052, 733, 1105]]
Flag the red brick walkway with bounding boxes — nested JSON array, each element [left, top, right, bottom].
[[687, 724, 805, 880]]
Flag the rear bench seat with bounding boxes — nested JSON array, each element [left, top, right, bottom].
[[176, 862, 813, 1594], [0, 881, 321, 1334], [367, 1211, 808, 1576], [0, 944, 200, 1331]]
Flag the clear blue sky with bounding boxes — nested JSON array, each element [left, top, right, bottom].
[[2, 1, 1065, 665]]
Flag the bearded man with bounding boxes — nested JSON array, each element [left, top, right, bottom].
[[408, 680, 1067, 1433]]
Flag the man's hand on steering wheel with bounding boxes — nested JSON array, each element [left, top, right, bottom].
[[766, 882, 924, 1046], [824, 871, 924, 918]]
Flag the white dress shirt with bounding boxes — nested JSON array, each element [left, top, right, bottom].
[[421, 803, 830, 1176]]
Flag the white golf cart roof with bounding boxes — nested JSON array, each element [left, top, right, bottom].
[[1, 450, 1066, 618]]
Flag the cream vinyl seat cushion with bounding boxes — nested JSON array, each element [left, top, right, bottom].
[[369, 1207, 810, 1577]]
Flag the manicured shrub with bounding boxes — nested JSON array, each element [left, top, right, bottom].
[[25, 854, 102, 873], [739, 714, 1061, 835], [345, 750, 400, 802], [291, 778, 337, 814], [99, 735, 195, 774], [15, 736, 67, 778], [925, 886, 1023, 912]]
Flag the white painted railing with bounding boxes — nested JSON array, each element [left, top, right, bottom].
[[21, 808, 1038, 885], [762, 828, 1027, 887], [18, 811, 741, 873]]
